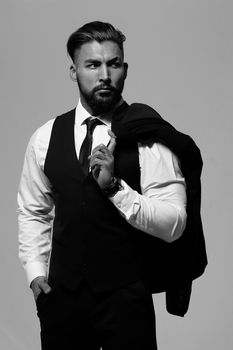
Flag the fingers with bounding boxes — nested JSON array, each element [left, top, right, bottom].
[[91, 144, 108, 156], [90, 149, 106, 160], [88, 130, 116, 187], [89, 151, 112, 169], [89, 145, 113, 164], [40, 280, 52, 294], [31, 276, 52, 301], [107, 130, 117, 153], [92, 164, 100, 180]]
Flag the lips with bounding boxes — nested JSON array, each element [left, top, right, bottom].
[[95, 86, 114, 92], [98, 89, 112, 92]]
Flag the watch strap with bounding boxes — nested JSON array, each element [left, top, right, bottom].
[[103, 177, 123, 197]]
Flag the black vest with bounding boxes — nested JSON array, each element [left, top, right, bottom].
[[44, 103, 207, 316], [44, 108, 144, 293]]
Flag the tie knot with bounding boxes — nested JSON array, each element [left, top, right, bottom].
[[85, 117, 102, 134]]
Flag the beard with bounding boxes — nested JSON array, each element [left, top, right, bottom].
[[77, 80, 125, 115]]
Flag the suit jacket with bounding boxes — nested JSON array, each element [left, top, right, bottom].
[[112, 102, 208, 316]]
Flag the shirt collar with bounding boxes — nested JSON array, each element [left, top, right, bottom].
[[75, 98, 124, 128], [75, 100, 92, 127]]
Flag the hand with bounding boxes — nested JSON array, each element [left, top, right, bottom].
[[89, 130, 117, 189], [30, 276, 52, 302]]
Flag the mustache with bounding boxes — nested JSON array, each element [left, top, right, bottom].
[[93, 84, 115, 92]]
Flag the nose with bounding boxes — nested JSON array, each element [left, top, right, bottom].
[[99, 64, 111, 83]]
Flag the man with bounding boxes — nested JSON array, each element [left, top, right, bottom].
[[18, 21, 206, 350]]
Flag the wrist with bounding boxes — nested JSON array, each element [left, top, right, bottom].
[[101, 176, 115, 190], [102, 177, 123, 197]]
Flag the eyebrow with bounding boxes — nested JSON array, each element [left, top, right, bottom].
[[108, 57, 122, 64], [84, 56, 122, 64]]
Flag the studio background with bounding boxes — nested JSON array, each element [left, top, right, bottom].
[[1, 0, 232, 349]]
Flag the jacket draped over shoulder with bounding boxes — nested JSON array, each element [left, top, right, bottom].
[[112, 102, 207, 317]]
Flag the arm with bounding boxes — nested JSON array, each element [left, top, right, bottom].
[[17, 127, 54, 295], [110, 142, 187, 242], [90, 135, 186, 243]]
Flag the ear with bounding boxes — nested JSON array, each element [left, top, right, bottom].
[[69, 64, 77, 82], [123, 62, 128, 80]]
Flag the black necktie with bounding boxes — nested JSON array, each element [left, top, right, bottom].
[[79, 117, 101, 176]]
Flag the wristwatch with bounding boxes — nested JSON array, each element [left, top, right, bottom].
[[103, 177, 123, 197]]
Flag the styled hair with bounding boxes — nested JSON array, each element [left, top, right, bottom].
[[67, 21, 126, 61]]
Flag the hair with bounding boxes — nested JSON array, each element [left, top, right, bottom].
[[67, 21, 126, 61]]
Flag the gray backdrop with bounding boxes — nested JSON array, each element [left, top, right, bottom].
[[1, 0, 232, 349]]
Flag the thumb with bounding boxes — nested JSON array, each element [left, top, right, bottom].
[[40, 280, 52, 294], [107, 129, 117, 153]]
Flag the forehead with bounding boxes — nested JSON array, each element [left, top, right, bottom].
[[74, 40, 123, 63]]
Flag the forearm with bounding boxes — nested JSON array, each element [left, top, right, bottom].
[[110, 180, 187, 242], [17, 128, 54, 286], [18, 206, 53, 285]]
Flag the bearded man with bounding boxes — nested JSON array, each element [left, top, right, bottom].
[[18, 21, 207, 350]]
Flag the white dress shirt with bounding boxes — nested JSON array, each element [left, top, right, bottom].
[[17, 100, 187, 286]]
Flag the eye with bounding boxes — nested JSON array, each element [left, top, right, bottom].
[[111, 62, 122, 68], [86, 62, 100, 69], [87, 64, 97, 69]]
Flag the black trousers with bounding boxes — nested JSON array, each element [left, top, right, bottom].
[[36, 279, 157, 350]]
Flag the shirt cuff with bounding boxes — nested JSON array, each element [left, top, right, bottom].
[[24, 261, 48, 287]]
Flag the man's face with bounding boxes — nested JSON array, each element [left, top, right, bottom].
[[70, 40, 128, 115]]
